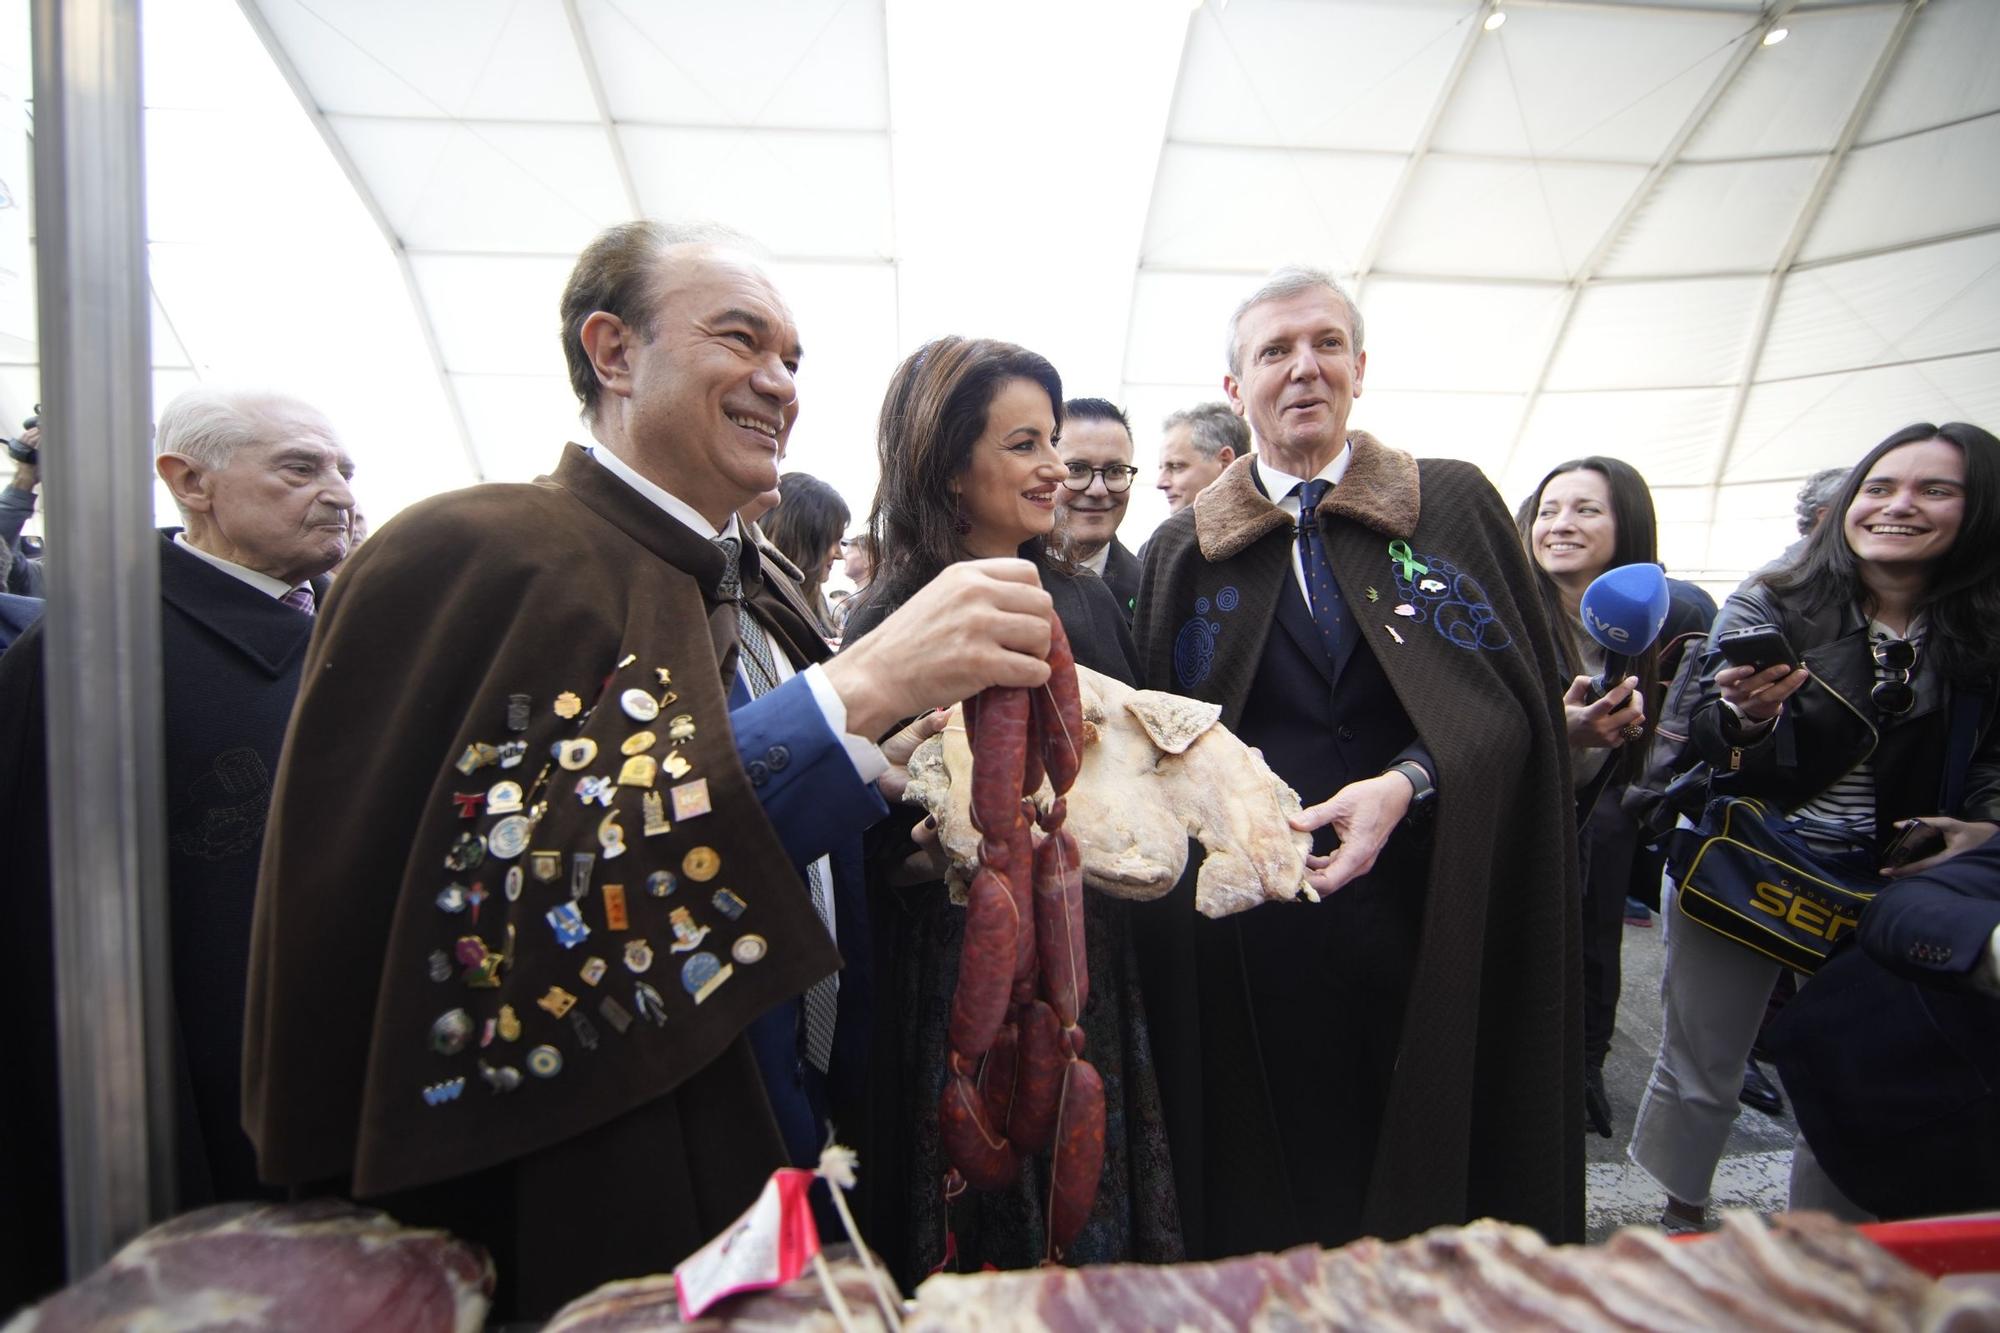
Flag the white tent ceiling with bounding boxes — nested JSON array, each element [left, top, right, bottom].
[[4, 0, 1997, 584]]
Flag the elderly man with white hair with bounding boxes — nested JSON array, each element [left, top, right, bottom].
[[0, 387, 353, 1305]]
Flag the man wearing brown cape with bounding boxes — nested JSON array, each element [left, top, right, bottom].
[[242, 222, 1060, 1319], [1132, 267, 1583, 1257]]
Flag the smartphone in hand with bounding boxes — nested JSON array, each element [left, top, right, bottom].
[[1882, 819, 1946, 869], [1715, 624, 1800, 673]]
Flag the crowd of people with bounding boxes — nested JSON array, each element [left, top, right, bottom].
[[1, 219, 1994, 1322]]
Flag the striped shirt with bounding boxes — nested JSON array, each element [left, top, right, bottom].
[[1793, 618, 1922, 838]]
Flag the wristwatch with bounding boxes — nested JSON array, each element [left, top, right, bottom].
[[1386, 760, 1437, 827]]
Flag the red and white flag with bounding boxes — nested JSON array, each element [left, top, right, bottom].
[[674, 1168, 822, 1318]]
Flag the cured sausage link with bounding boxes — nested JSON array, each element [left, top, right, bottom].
[[969, 687, 1030, 837], [978, 1018, 1020, 1138], [1033, 826, 1088, 1028], [1005, 812, 1037, 995], [1037, 617, 1086, 796], [940, 1070, 1019, 1191], [1046, 1057, 1107, 1260], [948, 868, 1020, 1060], [1005, 999, 1063, 1154]]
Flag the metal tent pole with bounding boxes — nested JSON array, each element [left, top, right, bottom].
[[30, 0, 173, 1274]]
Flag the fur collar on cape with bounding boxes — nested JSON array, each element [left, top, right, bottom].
[[1192, 431, 1420, 562]]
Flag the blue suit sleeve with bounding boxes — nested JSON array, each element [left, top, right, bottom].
[[730, 672, 888, 868], [1859, 838, 2000, 990]]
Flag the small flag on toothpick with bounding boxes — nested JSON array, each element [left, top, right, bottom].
[[673, 1168, 822, 1319]]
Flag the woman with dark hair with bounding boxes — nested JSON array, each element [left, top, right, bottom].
[[1521, 457, 1661, 776], [844, 336, 1179, 1287], [1629, 421, 2000, 1230], [761, 472, 850, 639], [1520, 458, 1717, 1140]]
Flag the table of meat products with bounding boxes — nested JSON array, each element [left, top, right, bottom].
[[8, 1200, 1998, 1331]]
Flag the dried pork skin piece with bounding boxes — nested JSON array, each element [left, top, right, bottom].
[[542, 1253, 897, 1332], [907, 1214, 1997, 1333], [904, 664, 1312, 914], [4, 1200, 492, 1333]]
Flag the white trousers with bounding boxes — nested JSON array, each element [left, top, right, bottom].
[[1628, 883, 1781, 1206]]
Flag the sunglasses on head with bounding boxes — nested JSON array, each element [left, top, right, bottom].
[[1870, 638, 1917, 716]]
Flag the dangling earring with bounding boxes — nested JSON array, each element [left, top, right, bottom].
[[952, 492, 972, 536]]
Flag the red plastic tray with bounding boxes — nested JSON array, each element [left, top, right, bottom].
[[1857, 1215, 2000, 1278]]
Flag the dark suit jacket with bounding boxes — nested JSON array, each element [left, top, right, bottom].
[[1099, 538, 1141, 623], [1767, 835, 2000, 1219], [1132, 440, 1580, 1254], [0, 533, 310, 1308]]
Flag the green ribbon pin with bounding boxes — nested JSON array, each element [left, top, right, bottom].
[[1388, 540, 1428, 582]]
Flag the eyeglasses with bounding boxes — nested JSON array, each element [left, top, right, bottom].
[[1870, 638, 1917, 716], [1061, 463, 1139, 493]]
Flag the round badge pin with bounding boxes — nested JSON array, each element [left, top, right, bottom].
[[526, 1045, 563, 1078], [621, 688, 661, 722], [621, 730, 657, 757], [487, 780, 524, 813], [732, 934, 768, 965], [555, 737, 598, 771], [431, 1008, 473, 1056], [488, 814, 531, 860], [682, 846, 721, 882]]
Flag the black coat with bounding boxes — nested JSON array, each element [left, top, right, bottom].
[[1766, 836, 2000, 1218], [1099, 538, 1142, 623], [0, 534, 308, 1308], [1131, 438, 1582, 1255], [1691, 582, 2000, 832]]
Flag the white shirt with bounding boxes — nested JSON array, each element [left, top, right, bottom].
[[588, 445, 886, 784], [173, 533, 304, 602], [1254, 444, 1354, 615], [1076, 543, 1111, 577], [589, 444, 882, 959]]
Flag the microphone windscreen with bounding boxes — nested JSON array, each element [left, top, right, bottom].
[[1579, 562, 1669, 656]]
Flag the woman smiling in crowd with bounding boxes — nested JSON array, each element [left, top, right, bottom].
[[1629, 421, 2000, 1229], [843, 336, 1180, 1288]]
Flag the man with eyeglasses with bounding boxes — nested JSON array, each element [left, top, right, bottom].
[[1054, 397, 1142, 620]]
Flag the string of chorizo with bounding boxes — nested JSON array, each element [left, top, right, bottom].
[[938, 617, 1106, 1262]]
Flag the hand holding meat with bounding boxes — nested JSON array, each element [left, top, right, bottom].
[[876, 708, 951, 804], [905, 663, 1314, 916], [822, 558, 1053, 739], [1294, 771, 1413, 896]]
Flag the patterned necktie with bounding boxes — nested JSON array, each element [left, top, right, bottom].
[[712, 534, 839, 1073], [1295, 480, 1347, 667], [280, 585, 315, 616]]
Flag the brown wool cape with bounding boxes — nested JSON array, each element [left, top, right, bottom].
[[242, 446, 842, 1202], [1132, 436, 1585, 1245]]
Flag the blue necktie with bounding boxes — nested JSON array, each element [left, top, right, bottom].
[[1295, 479, 1347, 667]]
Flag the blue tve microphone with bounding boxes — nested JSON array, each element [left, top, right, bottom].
[[1579, 562, 1669, 698]]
